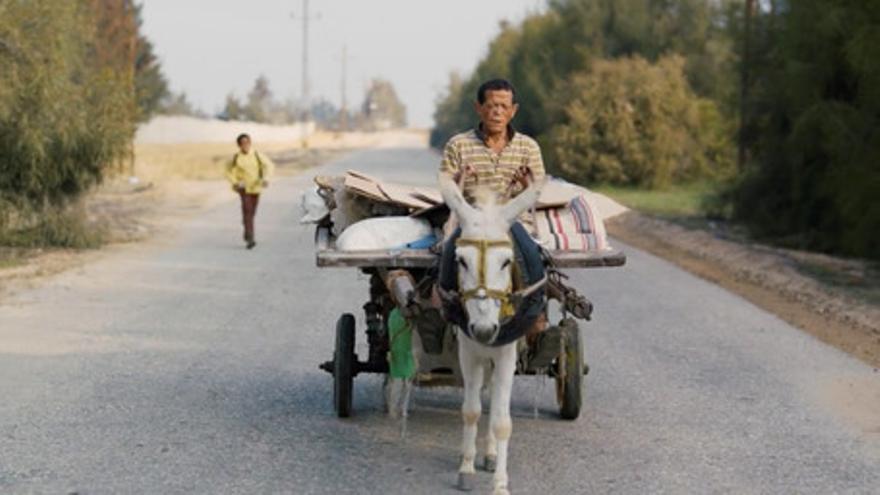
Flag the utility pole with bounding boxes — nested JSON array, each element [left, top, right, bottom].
[[301, 0, 310, 104], [339, 44, 349, 131], [291, 0, 320, 118]]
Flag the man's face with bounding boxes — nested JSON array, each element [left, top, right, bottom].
[[475, 90, 518, 136], [238, 137, 251, 153]]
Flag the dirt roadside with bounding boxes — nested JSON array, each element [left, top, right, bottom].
[[0, 129, 429, 299], [0, 178, 254, 300], [0, 144, 344, 299], [607, 212, 880, 369]]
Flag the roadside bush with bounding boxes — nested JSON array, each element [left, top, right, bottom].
[[0, 207, 104, 249], [0, 0, 135, 245], [431, 0, 738, 150], [543, 55, 733, 188]]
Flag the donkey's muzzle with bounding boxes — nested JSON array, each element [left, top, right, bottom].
[[469, 323, 499, 345]]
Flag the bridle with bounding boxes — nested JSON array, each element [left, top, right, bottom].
[[448, 236, 549, 325], [440, 174, 548, 326], [455, 238, 515, 309]]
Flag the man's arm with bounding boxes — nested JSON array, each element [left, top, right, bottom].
[[528, 141, 546, 182], [439, 141, 464, 239], [439, 139, 460, 180], [440, 138, 476, 185]]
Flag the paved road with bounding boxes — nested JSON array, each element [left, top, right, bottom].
[[1, 146, 878, 494]]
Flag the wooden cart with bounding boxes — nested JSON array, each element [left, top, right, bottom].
[[315, 225, 626, 419]]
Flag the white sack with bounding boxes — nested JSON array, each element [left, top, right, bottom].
[[336, 217, 432, 251], [299, 187, 330, 224]]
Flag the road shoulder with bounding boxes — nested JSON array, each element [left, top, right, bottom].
[[608, 211, 880, 368]]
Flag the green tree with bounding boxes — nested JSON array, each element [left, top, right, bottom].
[[544, 55, 733, 188], [430, 72, 467, 148], [430, 20, 530, 146], [361, 79, 407, 130], [160, 91, 199, 116], [731, 0, 880, 258], [134, 21, 169, 121], [89, 0, 168, 122], [432, 0, 738, 167], [222, 93, 245, 121], [244, 75, 273, 123], [0, 0, 135, 243]]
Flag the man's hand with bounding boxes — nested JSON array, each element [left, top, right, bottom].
[[511, 165, 534, 189], [454, 164, 477, 185], [234, 181, 246, 193]]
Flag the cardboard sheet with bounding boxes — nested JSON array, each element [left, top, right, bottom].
[[343, 174, 388, 203], [377, 181, 433, 210], [340, 169, 585, 212], [536, 180, 583, 209], [344, 169, 437, 210], [412, 187, 443, 205]]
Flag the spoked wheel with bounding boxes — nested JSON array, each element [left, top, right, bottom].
[[555, 318, 584, 420], [334, 313, 356, 418]]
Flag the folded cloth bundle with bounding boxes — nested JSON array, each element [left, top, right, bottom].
[[535, 195, 610, 251]]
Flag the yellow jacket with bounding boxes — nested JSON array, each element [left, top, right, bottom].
[[225, 150, 275, 194]]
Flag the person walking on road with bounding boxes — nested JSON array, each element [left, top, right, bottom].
[[225, 133, 274, 249]]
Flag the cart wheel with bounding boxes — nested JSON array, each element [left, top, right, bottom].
[[555, 318, 583, 420], [334, 313, 356, 418]]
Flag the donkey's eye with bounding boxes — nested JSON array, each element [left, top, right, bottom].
[[501, 259, 512, 270], [457, 257, 468, 269]]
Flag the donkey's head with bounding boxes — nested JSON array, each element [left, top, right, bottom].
[[439, 175, 543, 345]]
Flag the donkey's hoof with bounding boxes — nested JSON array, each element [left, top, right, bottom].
[[457, 472, 476, 492], [492, 487, 510, 495], [482, 455, 497, 472]]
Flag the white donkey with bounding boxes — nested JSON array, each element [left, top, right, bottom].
[[438, 175, 544, 495]]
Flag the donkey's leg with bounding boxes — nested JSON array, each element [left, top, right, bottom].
[[484, 424, 497, 472], [457, 338, 485, 491], [489, 342, 517, 495]]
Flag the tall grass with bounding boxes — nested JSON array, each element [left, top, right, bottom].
[[593, 182, 720, 218], [0, 207, 104, 249]]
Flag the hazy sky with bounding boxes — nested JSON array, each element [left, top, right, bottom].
[[140, 0, 546, 127]]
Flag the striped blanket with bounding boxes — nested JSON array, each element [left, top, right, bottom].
[[535, 195, 610, 251]]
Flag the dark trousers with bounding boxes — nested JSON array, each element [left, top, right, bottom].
[[238, 191, 260, 242]]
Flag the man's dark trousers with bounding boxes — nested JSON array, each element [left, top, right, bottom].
[[238, 190, 260, 242]]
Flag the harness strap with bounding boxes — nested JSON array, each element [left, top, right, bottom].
[[438, 223, 547, 346], [256, 151, 265, 180], [514, 273, 547, 299], [455, 237, 514, 305], [436, 285, 459, 303]]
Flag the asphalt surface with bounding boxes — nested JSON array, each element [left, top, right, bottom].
[[1, 146, 878, 495]]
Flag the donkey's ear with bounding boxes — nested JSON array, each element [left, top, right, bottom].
[[500, 179, 545, 225], [439, 173, 476, 223]]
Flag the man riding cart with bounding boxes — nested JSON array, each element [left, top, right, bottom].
[[309, 77, 623, 495], [423, 78, 574, 369]]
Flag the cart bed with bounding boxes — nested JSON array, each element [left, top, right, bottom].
[[315, 227, 626, 269]]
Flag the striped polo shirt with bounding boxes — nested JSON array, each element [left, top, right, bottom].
[[440, 125, 546, 205]]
